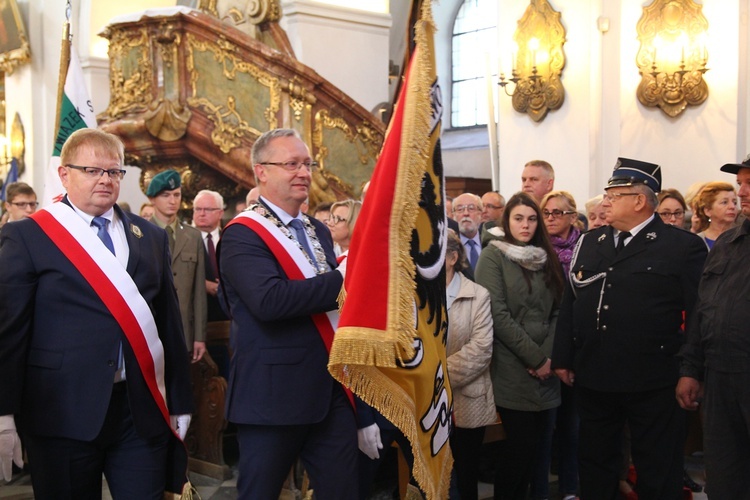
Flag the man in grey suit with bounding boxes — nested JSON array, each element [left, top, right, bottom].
[[148, 169, 207, 362]]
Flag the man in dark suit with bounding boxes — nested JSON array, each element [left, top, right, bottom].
[[218, 128, 357, 498], [0, 129, 193, 497], [192, 189, 227, 323], [552, 158, 707, 500]]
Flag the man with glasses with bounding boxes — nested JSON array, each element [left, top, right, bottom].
[[2, 182, 38, 225], [0, 129, 193, 497], [452, 192, 483, 271], [552, 157, 707, 500], [481, 191, 505, 224], [147, 169, 207, 363], [218, 128, 356, 498], [677, 154, 750, 498], [193, 189, 227, 323]]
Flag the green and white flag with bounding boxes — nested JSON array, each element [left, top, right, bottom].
[[43, 47, 96, 206]]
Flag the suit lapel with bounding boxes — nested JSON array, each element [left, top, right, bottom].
[[595, 226, 617, 262], [115, 205, 141, 276], [610, 216, 662, 264]]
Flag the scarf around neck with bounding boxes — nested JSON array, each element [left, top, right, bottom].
[[490, 239, 548, 271], [551, 227, 581, 277]]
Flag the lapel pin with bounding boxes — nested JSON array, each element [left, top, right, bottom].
[[130, 224, 143, 238], [598, 234, 607, 243], [646, 232, 657, 240]]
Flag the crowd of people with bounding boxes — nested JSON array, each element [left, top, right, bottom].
[[1, 127, 749, 500]]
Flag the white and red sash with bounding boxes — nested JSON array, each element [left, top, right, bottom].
[[31, 204, 173, 431], [226, 211, 354, 407]]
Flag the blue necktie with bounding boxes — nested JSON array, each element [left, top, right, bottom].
[[289, 218, 316, 263], [467, 239, 479, 270], [92, 216, 116, 255]]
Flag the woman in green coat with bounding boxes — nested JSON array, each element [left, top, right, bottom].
[[475, 192, 565, 500]]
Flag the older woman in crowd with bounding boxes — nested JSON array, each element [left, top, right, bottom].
[[657, 188, 688, 228], [445, 229, 496, 500], [694, 181, 737, 249], [475, 192, 564, 500], [584, 194, 607, 230]]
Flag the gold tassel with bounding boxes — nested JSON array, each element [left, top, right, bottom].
[[163, 481, 200, 500]]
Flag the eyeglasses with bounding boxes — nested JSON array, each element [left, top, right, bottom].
[[260, 161, 319, 172], [542, 209, 576, 219], [603, 192, 640, 202], [8, 201, 38, 209], [65, 165, 126, 181], [326, 215, 348, 226], [193, 207, 222, 213], [483, 203, 504, 210], [658, 210, 685, 220], [453, 204, 478, 213]]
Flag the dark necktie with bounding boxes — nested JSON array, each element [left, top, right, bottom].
[[91, 216, 115, 255], [166, 225, 175, 254], [206, 233, 219, 278], [289, 219, 315, 263], [467, 239, 479, 270], [616, 231, 631, 253]]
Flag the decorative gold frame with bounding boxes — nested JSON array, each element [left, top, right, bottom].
[[498, 0, 566, 122], [0, 0, 31, 75], [635, 0, 709, 117]]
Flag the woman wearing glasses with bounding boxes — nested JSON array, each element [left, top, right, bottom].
[[694, 181, 738, 250], [531, 191, 583, 500], [326, 199, 362, 256], [657, 188, 688, 229], [475, 192, 564, 500]]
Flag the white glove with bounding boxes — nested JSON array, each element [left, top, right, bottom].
[[169, 414, 192, 441], [357, 422, 383, 460], [0, 415, 23, 482]]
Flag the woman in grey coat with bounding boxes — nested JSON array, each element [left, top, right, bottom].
[[475, 192, 565, 500]]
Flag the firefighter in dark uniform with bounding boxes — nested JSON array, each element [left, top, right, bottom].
[[551, 158, 707, 500]]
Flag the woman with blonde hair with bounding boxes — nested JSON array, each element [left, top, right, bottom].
[[327, 199, 362, 254], [585, 194, 607, 230], [694, 182, 737, 249]]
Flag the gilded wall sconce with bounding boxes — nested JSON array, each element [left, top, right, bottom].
[[635, 0, 709, 117], [498, 0, 566, 122]]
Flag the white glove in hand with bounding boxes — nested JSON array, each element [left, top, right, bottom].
[[0, 415, 23, 482], [357, 422, 383, 460], [169, 414, 192, 441]]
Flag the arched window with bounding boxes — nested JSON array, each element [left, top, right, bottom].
[[451, 0, 497, 128]]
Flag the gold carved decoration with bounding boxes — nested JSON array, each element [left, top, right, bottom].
[[313, 109, 383, 199], [186, 33, 280, 153], [247, 0, 282, 24], [288, 77, 316, 122], [144, 98, 191, 141], [9, 112, 24, 175], [498, 0, 566, 122], [0, 0, 31, 75], [636, 0, 709, 117], [103, 27, 153, 118]]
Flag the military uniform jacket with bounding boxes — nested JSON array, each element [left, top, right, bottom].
[[551, 216, 707, 392]]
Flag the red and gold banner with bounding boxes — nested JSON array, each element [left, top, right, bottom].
[[327, 2, 452, 498]]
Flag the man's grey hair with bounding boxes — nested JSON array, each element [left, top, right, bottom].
[[193, 189, 224, 209], [251, 128, 303, 165], [633, 184, 659, 210]]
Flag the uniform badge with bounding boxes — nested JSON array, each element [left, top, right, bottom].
[[598, 234, 607, 243], [646, 232, 657, 240], [130, 224, 143, 238]]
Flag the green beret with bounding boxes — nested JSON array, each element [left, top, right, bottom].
[[146, 170, 181, 197]]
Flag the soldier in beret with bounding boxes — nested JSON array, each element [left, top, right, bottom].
[[147, 169, 207, 362], [552, 158, 707, 499]]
